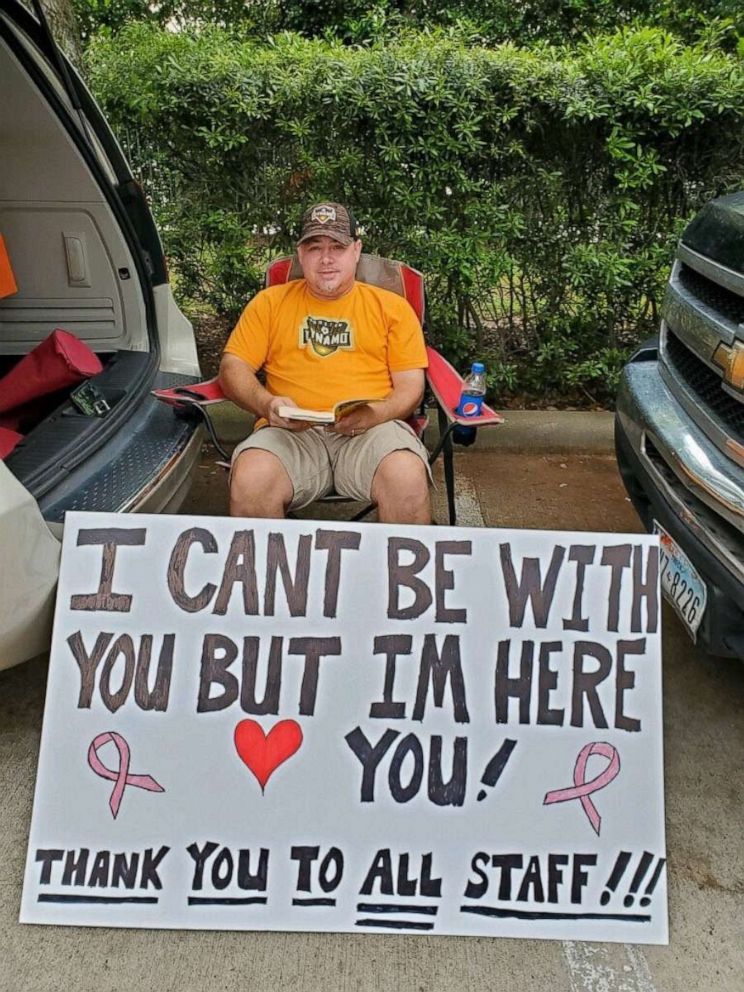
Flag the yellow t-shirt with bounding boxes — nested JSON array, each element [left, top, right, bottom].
[[223, 280, 428, 415]]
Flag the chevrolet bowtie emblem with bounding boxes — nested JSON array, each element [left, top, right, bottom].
[[712, 340, 744, 391]]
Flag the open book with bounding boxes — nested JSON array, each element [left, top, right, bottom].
[[277, 398, 377, 424]]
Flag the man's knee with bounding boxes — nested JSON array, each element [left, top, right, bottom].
[[230, 448, 293, 514], [372, 449, 429, 500]]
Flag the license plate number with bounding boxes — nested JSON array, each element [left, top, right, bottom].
[[653, 522, 707, 638]]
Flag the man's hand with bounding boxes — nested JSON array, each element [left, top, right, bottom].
[[327, 404, 381, 437], [265, 396, 315, 431], [326, 369, 425, 438]]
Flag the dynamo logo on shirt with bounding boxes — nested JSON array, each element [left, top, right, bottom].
[[300, 316, 353, 357]]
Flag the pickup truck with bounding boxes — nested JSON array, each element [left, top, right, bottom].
[[615, 191, 744, 660]]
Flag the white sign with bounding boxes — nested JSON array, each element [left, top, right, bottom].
[[21, 512, 667, 943]]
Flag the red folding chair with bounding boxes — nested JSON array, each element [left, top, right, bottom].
[[154, 254, 503, 524]]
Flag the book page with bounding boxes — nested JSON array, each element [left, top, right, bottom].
[[276, 405, 333, 423], [333, 398, 377, 420]]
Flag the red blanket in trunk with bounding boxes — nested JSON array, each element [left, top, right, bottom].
[[0, 426, 23, 459], [0, 328, 102, 416]]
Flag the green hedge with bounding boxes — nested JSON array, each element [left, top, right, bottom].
[[73, 0, 744, 51], [87, 25, 744, 400]]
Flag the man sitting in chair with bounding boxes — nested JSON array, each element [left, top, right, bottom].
[[219, 201, 432, 524]]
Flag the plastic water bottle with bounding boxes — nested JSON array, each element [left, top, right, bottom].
[[453, 362, 486, 446]]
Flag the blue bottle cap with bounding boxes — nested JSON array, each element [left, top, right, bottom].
[[472, 362, 485, 374]]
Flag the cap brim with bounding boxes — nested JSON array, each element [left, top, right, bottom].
[[297, 226, 353, 247]]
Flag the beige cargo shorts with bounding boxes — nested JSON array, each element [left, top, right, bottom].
[[231, 420, 431, 510]]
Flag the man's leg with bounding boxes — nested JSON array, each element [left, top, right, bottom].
[[230, 449, 293, 518], [372, 449, 431, 524], [332, 421, 432, 525], [229, 428, 332, 518]]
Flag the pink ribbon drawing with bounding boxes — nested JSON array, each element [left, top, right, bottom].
[[543, 742, 621, 836], [87, 731, 164, 819]]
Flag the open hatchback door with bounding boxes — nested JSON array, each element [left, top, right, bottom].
[[0, 0, 203, 668]]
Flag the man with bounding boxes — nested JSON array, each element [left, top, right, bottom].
[[219, 201, 432, 524]]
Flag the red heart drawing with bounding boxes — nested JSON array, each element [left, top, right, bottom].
[[233, 719, 303, 792]]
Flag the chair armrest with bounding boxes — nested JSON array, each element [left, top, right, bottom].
[[425, 346, 503, 426], [152, 376, 230, 460], [152, 376, 226, 408]]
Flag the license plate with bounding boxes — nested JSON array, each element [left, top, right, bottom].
[[653, 522, 707, 638]]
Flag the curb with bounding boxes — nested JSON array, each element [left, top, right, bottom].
[[208, 405, 615, 456], [481, 410, 615, 455]]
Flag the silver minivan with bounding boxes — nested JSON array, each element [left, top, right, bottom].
[[0, 0, 203, 669]]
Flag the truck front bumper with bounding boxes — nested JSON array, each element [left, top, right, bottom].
[[615, 355, 744, 659]]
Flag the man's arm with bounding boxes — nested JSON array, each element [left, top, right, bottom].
[[218, 353, 312, 430], [327, 368, 425, 435]]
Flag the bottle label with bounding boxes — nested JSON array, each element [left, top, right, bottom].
[[456, 395, 485, 418]]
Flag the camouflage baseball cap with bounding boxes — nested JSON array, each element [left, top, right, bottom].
[[297, 202, 356, 246]]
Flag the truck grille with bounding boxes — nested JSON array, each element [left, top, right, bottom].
[[665, 330, 744, 439], [678, 264, 744, 325]]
